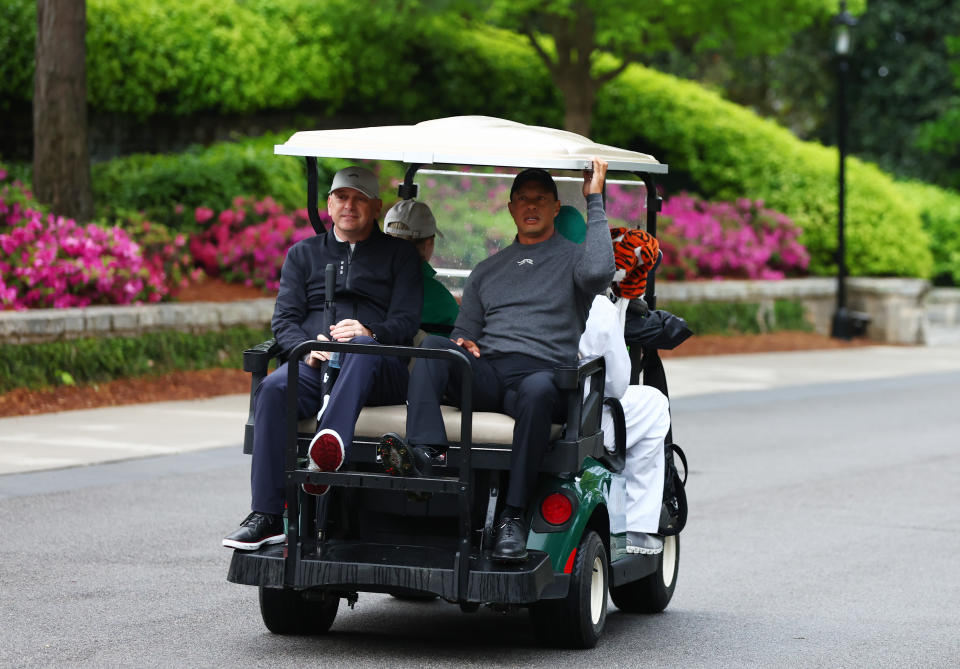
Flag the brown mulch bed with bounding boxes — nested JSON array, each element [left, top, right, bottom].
[[0, 278, 877, 418]]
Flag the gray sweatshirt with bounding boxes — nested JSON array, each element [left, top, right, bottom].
[[451, 193, 615, 366]]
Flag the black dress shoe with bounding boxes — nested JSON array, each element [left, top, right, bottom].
[[492, 516, 528, 562], [222, 512, 284, 550]]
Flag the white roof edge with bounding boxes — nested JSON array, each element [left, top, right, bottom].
[[274, 144, 668, 174], [272, 116, 668, 174]]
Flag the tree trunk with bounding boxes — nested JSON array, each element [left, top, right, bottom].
[[536, 4, 598, 138], [558, 75, 596, 139], [33, 0, 93, 222]]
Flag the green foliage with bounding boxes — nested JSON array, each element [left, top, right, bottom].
[[483, 0, 846, 58], [0, 0, 34, 109], [0, 326, 272, 393], [913, 31, 960, 189], [659, 299, 813, 335], [0, 0, 421, 116], [91, 133, 317, 230], [594, 64, 934, 279], [894, 180, 960, 286], [414, 20, 563, 126], [845, 0, 960, 190]]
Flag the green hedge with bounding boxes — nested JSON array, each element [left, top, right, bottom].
[[0, 326, 271, 393], [91, 133, 316, 228], [1, 1, 557, 122], [659, 299, 813, 336], [594, 65, 935, 280], [0, 0, 420, 117], [893, 180, 960, 285]]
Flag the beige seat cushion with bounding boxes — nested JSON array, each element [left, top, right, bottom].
[[354, 404, 563, 445], [295, 405, 563, 445]]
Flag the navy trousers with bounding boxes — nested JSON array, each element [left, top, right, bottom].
[[406, 335, 564, 509], [250, 335, 408, 515]]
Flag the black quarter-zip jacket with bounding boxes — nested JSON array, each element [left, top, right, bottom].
[[271, 225, 423, 358]]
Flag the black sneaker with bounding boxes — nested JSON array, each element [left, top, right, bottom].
[[377, 433, 445, 476], [222, 512, 284, 550]]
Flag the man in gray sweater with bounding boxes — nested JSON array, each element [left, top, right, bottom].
[[379, 157, 615, 561]]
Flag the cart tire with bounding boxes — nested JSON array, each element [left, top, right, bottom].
[[259, 586, 339, 635], [529, 530, 608, 649], [609, 533, 679, 613]]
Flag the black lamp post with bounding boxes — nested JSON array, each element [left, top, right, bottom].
[[831, 1, 857, 339]]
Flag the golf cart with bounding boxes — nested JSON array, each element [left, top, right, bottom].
[[227, 116, 680, 648]]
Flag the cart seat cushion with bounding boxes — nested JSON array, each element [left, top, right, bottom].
[[297, 406, 563, 445], [352, 405, 563, 445]]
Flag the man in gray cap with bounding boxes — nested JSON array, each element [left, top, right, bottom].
[[384, 199, 459, 334], [223, 165, 423, 551]]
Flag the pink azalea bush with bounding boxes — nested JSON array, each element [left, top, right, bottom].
[[0, 173, 193, 311], [189, 196, 321, 292], [606, 184, 809, 280], [660, 194, 809, 280]]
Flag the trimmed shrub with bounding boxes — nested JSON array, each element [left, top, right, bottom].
[[659, 299, 813, 335], [893, 180, 960, 286], [0, 174, 188, 310], [0, 326, 271, 393], [90, 133, 316, 230], [190, 195, 318, 292], [594, 65, 935, 280], [606, 185, 810, 280]]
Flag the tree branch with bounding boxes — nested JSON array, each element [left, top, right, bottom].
[[595, 60, 631, 85], [521, 27, 559, 77]]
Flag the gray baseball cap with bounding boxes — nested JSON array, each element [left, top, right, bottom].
[[384, 199, 441, 239], [328, 166, 380, 199]]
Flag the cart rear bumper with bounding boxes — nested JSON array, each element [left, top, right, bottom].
[[227, 542, 563, 603]]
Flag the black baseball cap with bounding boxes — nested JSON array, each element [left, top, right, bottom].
[[510, 168, 558, 200]]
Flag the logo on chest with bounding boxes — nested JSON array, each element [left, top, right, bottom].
[[517, 258, 534, 266]]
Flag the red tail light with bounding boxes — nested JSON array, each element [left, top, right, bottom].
[[541, 492, 573, 525]]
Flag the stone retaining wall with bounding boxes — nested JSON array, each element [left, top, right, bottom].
[[0, 299, 275, 345], [655, 277, 956, 345], [3, 280, 959, 346]]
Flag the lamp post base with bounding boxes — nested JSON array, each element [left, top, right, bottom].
[[831, 308, 853, 340], [831, 307, 871, 340]]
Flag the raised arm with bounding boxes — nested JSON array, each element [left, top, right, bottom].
[[575, 157, 615, 295]]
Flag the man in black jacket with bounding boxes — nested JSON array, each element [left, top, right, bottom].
[[223, 166, 422, 550]]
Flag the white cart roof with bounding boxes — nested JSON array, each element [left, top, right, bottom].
[[275, 116, 667, 174]]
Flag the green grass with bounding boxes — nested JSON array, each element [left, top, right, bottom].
[[659, 298, 813, 335], [0, 325, 271, 393]]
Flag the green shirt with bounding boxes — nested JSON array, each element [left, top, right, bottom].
[[421, 261, 459, 332]]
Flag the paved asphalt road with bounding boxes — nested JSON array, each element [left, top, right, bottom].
[[1, 354, 958, 667]]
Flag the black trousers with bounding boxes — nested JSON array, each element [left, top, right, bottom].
[[406, 335, 565, 509], [250, 336, 408, 515]]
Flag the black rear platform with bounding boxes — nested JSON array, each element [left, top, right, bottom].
[[227, 541, 557, 603]]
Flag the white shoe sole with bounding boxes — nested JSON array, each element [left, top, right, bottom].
[[222, 533, 285, 551], [625, 544, 664, 555]]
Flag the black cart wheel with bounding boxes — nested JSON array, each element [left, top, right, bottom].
[[609, 533, 679, 613], [529, 530, 608, 649], [259, 586, 339, 635]]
